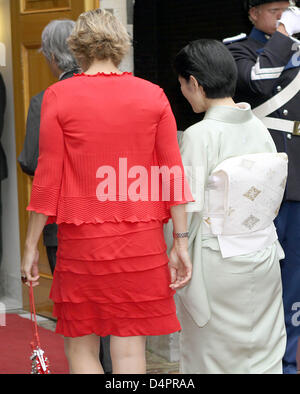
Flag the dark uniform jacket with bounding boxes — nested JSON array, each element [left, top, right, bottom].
[[227, 27, 300, 201], [0, 73, 7, 181], [18, 69, 79, 246]]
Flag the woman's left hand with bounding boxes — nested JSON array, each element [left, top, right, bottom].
[[21, 246, 40, 287]]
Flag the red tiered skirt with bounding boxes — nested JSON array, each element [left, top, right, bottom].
[[50, 220, 181, 338]]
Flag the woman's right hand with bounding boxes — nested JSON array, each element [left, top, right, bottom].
[[20, 212, 49, 287], [168, 239, 192, 290], [21, 246, 40, 287]]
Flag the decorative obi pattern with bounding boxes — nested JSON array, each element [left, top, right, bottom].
[[204, 152, 288, 236]]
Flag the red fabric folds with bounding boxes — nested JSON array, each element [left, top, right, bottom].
[[50, 220, 181, 338], [53, 297, 177, 321], [29, 195, 176, 225], [55, 254, 169, 276], [55, 314, 181, 338], [51, 263, 175, 305], [27, 185, 60, 217]]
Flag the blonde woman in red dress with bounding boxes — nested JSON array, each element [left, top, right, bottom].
[[21, 9, 194, 374]]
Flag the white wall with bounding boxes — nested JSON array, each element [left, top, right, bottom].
[[0, 0, 22, 310]]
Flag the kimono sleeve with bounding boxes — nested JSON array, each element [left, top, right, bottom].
[[155, 90, 194, 208], [179, 128, 209, 215], [27, 88, 64, 217], [164, 126, 210, 254]]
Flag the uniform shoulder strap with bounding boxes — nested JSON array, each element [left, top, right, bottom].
[[253, 69, 300, 118], [223, 33, 247, 45]]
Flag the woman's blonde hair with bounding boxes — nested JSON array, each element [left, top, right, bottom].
[[68, 8, 131, 70]]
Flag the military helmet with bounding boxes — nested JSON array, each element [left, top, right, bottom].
[[244, 0, 293, 11]]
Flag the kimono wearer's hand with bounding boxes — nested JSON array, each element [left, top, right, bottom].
[[21, 246, 40, 287], [168, 239, 192, 290]]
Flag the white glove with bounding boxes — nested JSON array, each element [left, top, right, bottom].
[[278, 7, 300, 36]]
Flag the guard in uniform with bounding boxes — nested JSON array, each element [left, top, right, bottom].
[[224, 0, 300, 374]]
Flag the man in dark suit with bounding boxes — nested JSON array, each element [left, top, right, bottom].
[[18, 19, 112, 374], [0, 73, 6, 268]]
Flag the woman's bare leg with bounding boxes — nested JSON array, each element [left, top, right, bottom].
[[64, 334, 104, 374], [110, 335, 146, 374]]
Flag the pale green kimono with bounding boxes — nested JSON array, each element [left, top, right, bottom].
[[165, 104, 287, 374]]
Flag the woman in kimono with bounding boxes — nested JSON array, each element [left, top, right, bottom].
[[171, 39, 287, 374]]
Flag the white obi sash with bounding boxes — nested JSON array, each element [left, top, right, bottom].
[[203, 152, 288, 258]]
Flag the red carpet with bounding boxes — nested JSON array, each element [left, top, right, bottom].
[[0, 314, 69, 374]]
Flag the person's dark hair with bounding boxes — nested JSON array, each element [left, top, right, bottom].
[[174, 39, 238, 99]]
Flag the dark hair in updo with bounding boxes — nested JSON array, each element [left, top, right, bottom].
[[174, 39, 238, 99]]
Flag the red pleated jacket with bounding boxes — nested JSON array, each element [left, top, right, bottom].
[[27, 72, 194, 225]]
